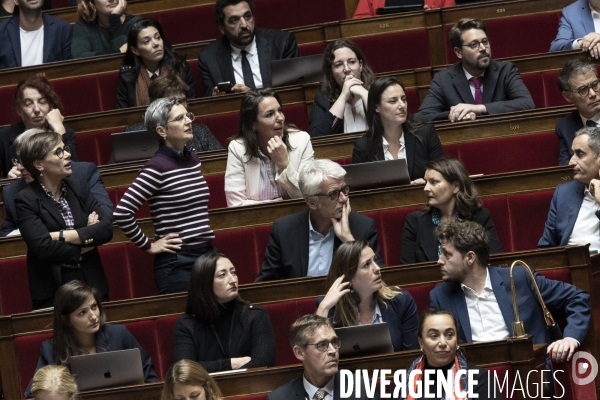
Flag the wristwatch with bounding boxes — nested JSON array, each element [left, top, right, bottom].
[[59, 230, 65, 242]]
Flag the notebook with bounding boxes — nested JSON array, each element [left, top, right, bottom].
[[111, 130, 159, 163], [376, 0, 425, 14], [69, 348, 144, 391], [335, 323, 394, 358], [342, 159, 411, 190], [271, 54, 324, 88]]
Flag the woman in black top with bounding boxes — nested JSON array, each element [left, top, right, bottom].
[[117, 18, 196, 108], [310, 38, 375, 137], [173, 252, 276, 372], [401, 157, 503, 264], [351, 76, 445, 183]]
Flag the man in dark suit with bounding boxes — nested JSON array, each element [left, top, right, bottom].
[[1, 129, 113, 236], [539, 127, 600, 250], [268, 315, 375, 400], [414, 18, 534, 123], [255, 159, 383, 282], [555, 59, 600, 165], [550, 0, 600, 58], [0, 0, 72, 69], [197, 0, 300, 97], [431, 220, 590, 364]]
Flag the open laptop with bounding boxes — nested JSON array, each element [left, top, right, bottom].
[[335, 323, 394, 358], [271, 54, 324, 88], [111, 130, 159, 163], [376, 0, 424, 14], [342, 159, 411, 191], [69, 348, 144, 391]]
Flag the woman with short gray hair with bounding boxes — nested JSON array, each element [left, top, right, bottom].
[[114, 97, 215, 294]]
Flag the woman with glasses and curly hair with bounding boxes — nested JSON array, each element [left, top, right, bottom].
[[16, 131, 113, 309], [316, 240, 419, 352]]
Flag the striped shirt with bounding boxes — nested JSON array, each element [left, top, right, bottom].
[[114, 146, 214, 251]]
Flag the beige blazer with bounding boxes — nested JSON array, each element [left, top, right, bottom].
[[224, 130, 314, 207]]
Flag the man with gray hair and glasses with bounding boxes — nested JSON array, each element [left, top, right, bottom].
[[555, 59, 600, 165], [255, 159, 383, 281], [539, 126, 600, 251], [268, 314, 374, 400]]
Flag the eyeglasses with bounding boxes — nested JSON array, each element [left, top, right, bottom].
[[167, 111, 194, 124], [568, 79, 600, 97], [11, 157, 22, 167], [462, 38, 490, 50], [305, 338, 342, 353], [53, 145, 70, 159], [315, 185, 350, 201], [332, 59, 360, 72]]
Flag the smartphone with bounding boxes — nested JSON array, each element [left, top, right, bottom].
[[217, 81, 233, 93]]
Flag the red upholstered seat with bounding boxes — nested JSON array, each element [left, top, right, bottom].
[[443, 143, 459, 159], [457, 132, 559, 175], [189, 61, 206, 99], [213, 227, 261, 284], [253, 224, 273, 278], [552, 350, 597, 400], [200, 113, 240, 147], [0, 257, 31, 315], [507, 190, 554, 251], [96, 71, 120, 111], [126, 244, 159, 298], [538, 268, 572, 284], [52, 0, 70, 8], [298, 42, 327, 56], [98, 244, 133, 301], [52, 76, 101, 116], [379, 205, 423, 266], [485, 365, 511, 400], [353, 30, 431, 73], [0, 86, 18, 126], [543, 70, 570, 108], [362, 210, 383, 258], [403, 283, 435, 315], [254, 0, 345, 30], [228, 394, 268, 400], [405, 88, 421, 114], [75, 128, 121, 165], [122, 320, 162, 378], [521, 73, 544, 109], [14, 332, 53, 395], [284, 103, 310, 133], [145, 7, 221, 45], [443, 12, 561, 63], [481, 196, 511, 252], [155, 315, 181, 379], [262, 297, 317, 366], [332, 157, 351, 166], [205, 174, 227, 210]]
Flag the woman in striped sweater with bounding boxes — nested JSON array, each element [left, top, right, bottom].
[[114, 97, 215, 294]]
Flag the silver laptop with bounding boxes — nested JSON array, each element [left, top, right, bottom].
[[271, 54, 324, 87], [343, 159, 411, 190], [111, 130, 159, 163], [335, 323, 394, 358], [69, 348, 144, 391]]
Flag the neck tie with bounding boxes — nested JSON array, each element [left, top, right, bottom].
[[470, 76, 483, 105], [314, 389, 327, 400], [587, 119, 597, 128], [241, 50, 256, 89]]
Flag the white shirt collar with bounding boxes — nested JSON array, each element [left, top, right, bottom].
[[460, 268, 492, 296], [580, 111, 600, 126], [303, 375, 335, 400], [146, 68, 160, 78], [231, 37, 258, 60], [382, 134, 404, 150], [308, 211, 333, 239], [463, 68, 485, 81]]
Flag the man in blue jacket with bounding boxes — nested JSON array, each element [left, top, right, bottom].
[[550, 0, 600, 58], [0, 0, 72, 69], [431, 220, 590, 363]]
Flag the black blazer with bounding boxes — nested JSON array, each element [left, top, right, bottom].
[[310, 91, 345, 137], [116, 62, 197, 109], [15, 178, 113, 301], [555, 109, 583, 166], [351, 123, 445, 181], [267, 373, 377, 400], [401, 207, 503, 264], [172, 301, 276, 372], [255, 209, 384, 282], [197, 28, 301, 96], [0, 122, 78, 177]]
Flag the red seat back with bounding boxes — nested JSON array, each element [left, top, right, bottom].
[[75, 128, 121, 165], [380, 205, 423, 265], [123, 320, 162, 378], [521, 73, 543, 109], [481, 196, 510, 252], [213, 227, 261, 284], [254, 0, 345, 30], [156, 315, 180, 379], [552, 350, 597, 400], [98, 244, 134, 301], [507, 190, 554, 251], [543, 70, 571, 108], [200, 113, 240, 147], [14, 332, 53, 395], [205, 174, 227, 210], [0, 257, 31, 315], [403, 283, 436, 316]]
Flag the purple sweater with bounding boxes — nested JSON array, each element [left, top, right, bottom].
[[114, 146, 214, 250]]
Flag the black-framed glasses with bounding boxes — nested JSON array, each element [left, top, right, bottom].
[[11, 157, 21, 167], [53, 145, 70, 159], [568, 79, 600, 97], [462, 38, 490, 50], [167, 111, 194, 124], [315, 185, 350, 201], [305, 338, 342, 353]]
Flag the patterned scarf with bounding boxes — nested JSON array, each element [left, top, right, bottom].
[[405, 350, 469, 400]]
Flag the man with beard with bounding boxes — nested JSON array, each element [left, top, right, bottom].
[[198, 0, 300, 97], [414, 18, 534, 123], [0, 0, 72, 69]]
